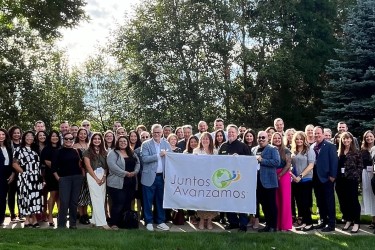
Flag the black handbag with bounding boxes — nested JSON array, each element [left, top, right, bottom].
[[118, 210, 139, 229]]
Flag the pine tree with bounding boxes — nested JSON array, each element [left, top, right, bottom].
[[319, 0, 375, 136]]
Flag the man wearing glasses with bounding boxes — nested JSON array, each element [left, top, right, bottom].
[[140, 124, 172, 231], [251, 131, 280, 233]]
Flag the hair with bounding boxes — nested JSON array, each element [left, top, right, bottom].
[[338, 132, 357, 156], [151, 124, 162, 133], [323, 128, 332, 135], [34, 120, 45, 126], [167, 133, 178, 146], [115, 135, 135, 159], [87, 132, 107, 159], [104, 130, 116, 150], [283, 128, 296, 147], [20, 130, 35, 149], [46, 130, 61, 148], [182, 124, 192, 131], [214, 129, 226, 149], [0, 128, 11, 148], [265, 126, 276, 133], [116, 126, 126, 135], [361, 130, 375, 151], [226, 124, 238, 133], [136, 125, 147, 133], [128, 130, 141, 149], [291, 131, 309, 155], [8, 125, 22, 141], [333, 131, 343, 146], [35, 131, 48, 146], [271, 132, 286, 161], [243, 129, 258, 147], [75, 128, 89, 143], [163, 125, 173, 130], [214, 118, 224, 124], [81, 120, 90, 125], [198, 132, 214, 154], [184, 135, 199, 154], [273, 118, 283, 126]]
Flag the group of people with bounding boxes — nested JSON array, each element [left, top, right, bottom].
[[0, 118, 374, 234]]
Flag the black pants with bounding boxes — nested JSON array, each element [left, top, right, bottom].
[[58, 175, 84, 228], [0, 176, 9, 224], [313, 176, 335, 227], [335, 178, 360, 224], [257, 180, 277, 228], [293, 181, 313, 225], [108, 181, 135, 227], [7, 173, 17, 217]]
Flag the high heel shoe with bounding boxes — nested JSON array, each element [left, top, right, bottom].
[[342, 221, 353, 231], [350, 224, 360, 233]]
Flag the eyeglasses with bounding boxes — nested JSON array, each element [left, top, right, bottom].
[[141, 136, 149, 139], [153, 131, 161, 134], [258, 136, 267, 140], [82, 124, 90, 127], [64, 137, 74, 141]]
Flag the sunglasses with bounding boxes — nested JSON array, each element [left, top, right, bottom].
[[82, 124, 90, 127], [258, 136, 267, 140], [141, 136, 149, 139], [64, 137, 74, 141]]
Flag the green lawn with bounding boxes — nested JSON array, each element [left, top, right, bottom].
[[0, 229, 375, 250]]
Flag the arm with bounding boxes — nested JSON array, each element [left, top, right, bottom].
[[133, 154, 140, 175], [260, 147, 280, 168], [278, 152, 291, 178], [106, 151, 127, 178], [140, 141, 159, 164], [84, 156, 102, 185]]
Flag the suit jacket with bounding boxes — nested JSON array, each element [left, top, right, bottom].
[[140, 139, 172, 187], [252, 145, 280, 188], [311, 141, 338, 183]]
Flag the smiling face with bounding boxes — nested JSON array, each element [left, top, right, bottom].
[[314, 127, 324, 144], [38, 132, 46, 143], [105, 132, 114, 143], [50, 132, 59, 145], [201, 134, 210, 148], [272, 133, 282, 147], [168, 135, 178, 147], [244, 132, 254, 145], [365, 132, 375, 145], [92, 135, 102, 147], [189, 138, 198, 149], [78, 129, 88, 142], [0, 131, 6, 145], [227, 127, 238, 143], [118, 137, 128, 150], [12, 128, 21, 141], [176, 128, 184, 140], [215, 131, 224, 143], [257, 131, 268, 148], [129, 132, 138, 144], [63, 134, 74, 148]]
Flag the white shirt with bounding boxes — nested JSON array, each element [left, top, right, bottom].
[[1, 146, 9, 165], [153, 140, 163, 173]]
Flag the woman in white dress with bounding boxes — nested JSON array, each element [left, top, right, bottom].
[[360, 130, 375, 228]]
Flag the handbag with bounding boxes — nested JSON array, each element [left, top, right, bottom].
[[118, 210, 139, 229], [172, 209, 185, 225]]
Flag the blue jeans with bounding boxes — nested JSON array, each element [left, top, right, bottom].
[[58, 175, 83, 228], [142, 175, 165, 224]]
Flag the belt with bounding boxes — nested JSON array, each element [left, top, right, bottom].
[[156, 173, 163, 176]]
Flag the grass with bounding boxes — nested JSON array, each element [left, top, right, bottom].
[[1, 228, 375, 250]]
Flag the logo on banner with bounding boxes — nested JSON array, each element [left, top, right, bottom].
[[212, 169, 241, 189]]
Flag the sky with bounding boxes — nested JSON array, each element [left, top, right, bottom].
[[57, 0, 139, 67]]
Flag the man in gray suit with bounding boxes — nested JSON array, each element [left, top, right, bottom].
[[252, 131, 280, 232], [141, 124, 172, 231]]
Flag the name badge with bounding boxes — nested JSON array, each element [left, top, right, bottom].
[[95, 167, 104, 179], [341, 168, 345, 174], [367, 166, 373, 172]]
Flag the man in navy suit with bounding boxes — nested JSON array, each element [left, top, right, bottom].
[[312, 126, 338, 232], [141, 124, 172, 231], [252, 131, 280, 232]]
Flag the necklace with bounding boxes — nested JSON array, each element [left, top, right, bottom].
[[78, 142, 87, 150]]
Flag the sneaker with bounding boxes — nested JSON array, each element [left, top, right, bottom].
[[156, 223, 170, 231], [146, 223, 154, 231]]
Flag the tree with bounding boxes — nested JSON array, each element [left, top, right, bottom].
[[319, 0, 375, 136]]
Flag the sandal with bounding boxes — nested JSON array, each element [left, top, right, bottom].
[[49, 222, 55, 227]]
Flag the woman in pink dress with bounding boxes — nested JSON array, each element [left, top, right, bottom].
[[271, 132, 292, 231]]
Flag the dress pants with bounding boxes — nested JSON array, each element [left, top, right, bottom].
[[87, 174, 107, 226], [58, 175, 84, 228], [313, 176, 335, 228], [257, 179, 277, 229]]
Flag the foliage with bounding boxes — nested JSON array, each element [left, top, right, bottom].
[[319, 0, 375, 135]]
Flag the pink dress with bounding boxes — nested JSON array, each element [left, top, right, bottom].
[[276, 168, 292, 230]]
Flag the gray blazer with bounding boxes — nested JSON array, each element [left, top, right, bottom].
[[106, 149, 140, 189], [140, 139, 172, 187], [251, 144, 280, 188]]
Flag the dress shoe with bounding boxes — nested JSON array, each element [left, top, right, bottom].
[[342, 221, 353, 231], [314, 223, 326, 230], [224, 223, 239, 230], [321, 226, 335, 232], [238, 225, 247, 232], [258, 226, 276, 233], [350, 224, 360, 233], [302, 225, 314, 232]]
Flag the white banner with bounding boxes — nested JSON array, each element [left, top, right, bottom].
[[164, 153, 258, 214]]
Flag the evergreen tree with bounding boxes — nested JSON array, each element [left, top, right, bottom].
[[319, 0, 375, 136]]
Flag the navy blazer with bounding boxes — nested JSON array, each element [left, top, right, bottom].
[[311, 141, 338, 183], [252, 145, 280, 188]]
